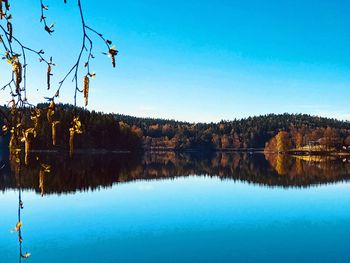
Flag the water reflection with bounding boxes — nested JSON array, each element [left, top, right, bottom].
[[1, 151, 350, 194], [7, 153, 31, 261]]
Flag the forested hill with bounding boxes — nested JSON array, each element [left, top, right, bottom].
[[113, 113, 350, 150], [1, 104, 350, 151]]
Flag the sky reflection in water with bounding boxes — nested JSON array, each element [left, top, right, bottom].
[[1, 153, 350, 262]]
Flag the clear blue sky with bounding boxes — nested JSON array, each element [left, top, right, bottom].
[[1, 0, 350, 122]]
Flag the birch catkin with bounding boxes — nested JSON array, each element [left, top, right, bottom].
[[83, 75, 89, 106]]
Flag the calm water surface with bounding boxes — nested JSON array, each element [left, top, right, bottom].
[[0, 152, 350, 262]]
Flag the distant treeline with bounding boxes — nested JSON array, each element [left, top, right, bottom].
[[114, 112, 350, 151], [1, 104, 350, 151]]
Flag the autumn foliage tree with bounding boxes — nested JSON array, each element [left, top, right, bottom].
[[264, 131, 292, 153]]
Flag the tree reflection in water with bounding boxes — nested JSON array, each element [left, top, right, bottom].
[[1, 151, 350, 195], [1, 150, 350, 262]]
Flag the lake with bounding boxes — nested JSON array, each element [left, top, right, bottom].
[[1, 152, 350, 262]]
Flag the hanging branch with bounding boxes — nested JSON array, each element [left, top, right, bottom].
[[0, 24, 50, 109], [0, 0, 118, 162], [1, 0, 118, 108], [0, 2, 118, 259], [50, 0, 118, 107], [40, 0, 54, 34]]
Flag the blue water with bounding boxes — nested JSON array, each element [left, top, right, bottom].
[[1, 176, 350, 262]]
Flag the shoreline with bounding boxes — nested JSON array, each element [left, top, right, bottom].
[[2, 146, 349, 157]]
